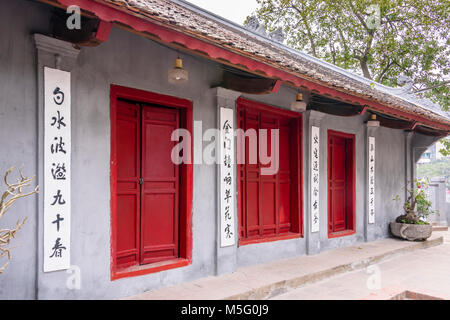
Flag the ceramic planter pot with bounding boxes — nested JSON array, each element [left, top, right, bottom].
[[390, 221, 432, 241]]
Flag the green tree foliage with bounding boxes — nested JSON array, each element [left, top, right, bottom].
[[251, 0, 449, 109], [438, 138, 450, 157], [417, 157, 450, 185]]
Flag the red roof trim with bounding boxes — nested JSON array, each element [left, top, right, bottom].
[[56, 0, 448, 132]]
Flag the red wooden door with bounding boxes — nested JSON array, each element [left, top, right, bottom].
[[115, 101, 179, 268], [140, 105, 179, 264], [116, 100, 141, 268], [239, 107, 292, 240], [328, 135, 347, 233]]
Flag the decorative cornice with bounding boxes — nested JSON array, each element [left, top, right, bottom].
[[216, 87, 241, 101], [34, 34, 81, 71], [34, 34, 80, 59], [306, 110, 326, 126]]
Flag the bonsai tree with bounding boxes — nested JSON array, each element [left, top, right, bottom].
[[0, 166, 38, 274], [394, 179, 434, 225]]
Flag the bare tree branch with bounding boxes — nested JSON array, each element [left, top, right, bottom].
[[0, 166, 38, 274]]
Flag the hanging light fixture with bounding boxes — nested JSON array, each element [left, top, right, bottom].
[[367, 114, 380, 127], [290, 92, 307, 112], [168, 55, 188, 84]]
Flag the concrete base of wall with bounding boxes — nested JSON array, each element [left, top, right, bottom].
[[124, 234, 443, 300]]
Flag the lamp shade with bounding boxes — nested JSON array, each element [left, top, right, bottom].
[[290, 93, 306, 112], [168, 57, 188, 84], [367, 114, 380, 127]]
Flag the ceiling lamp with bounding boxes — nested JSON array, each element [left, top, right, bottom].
[[290, 93, 307, 112], [367, 114, 380, 127], [168, 56, 188, 84]]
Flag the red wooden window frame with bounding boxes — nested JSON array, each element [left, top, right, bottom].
[[237, 97, 303, 246], [110, 85, 193, 280], [327, 130, 356, 238]]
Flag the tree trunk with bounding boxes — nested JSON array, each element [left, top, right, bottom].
[[360, 58, 372, 79]]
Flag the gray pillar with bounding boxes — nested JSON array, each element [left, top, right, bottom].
[[33, 34, 80, 298], [304, 110, 325, 255], [215, 87, 241, 275], [404, 131, 414, 199], [430, 177, 448, 226]]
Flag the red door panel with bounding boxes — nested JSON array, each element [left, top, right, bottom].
[[261, 181, 276, 235], [244, 110, 260, 238], [330, 136, 346, 232], [239, 104, 295, 241], [140, 105, 179, 264], [116, 101, 141, 268], [328, 131, 355, 235]]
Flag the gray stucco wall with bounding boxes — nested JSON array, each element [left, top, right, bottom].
[[0, 0, 413, 300], [38, 20, 222, 300], [0, 0, 52, 299], [369, 126, 406, 238]]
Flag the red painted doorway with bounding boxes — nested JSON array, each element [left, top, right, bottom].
[[115, 100, 180, 267], [237, 98, 303, 245], [110, 85, 193, 280], [327, 130, 355, 237]]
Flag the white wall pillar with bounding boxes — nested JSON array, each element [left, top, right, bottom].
[[215, 87, 241, 276], [34, 34, 80, 297]]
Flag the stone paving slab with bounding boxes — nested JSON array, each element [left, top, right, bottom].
[[273, 231, 450, 300], [124, 234, 443, 300]]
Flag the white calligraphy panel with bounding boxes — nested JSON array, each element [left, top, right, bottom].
[[219, 107, 236, 247], [311, 126, 320, 233], [44, 67, 71, 272], [368, 136, 375, 224]]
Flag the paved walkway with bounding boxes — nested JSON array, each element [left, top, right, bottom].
[[126, 232, 445, 300], [272, 230, 450, 300]]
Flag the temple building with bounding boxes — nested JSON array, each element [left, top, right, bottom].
[[0, 0, 449, 299]]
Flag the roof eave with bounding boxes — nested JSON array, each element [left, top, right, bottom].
[[49, 0, 450, 133]]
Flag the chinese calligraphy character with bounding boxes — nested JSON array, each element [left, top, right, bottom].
[[51, 110, 66, 129], [52, 214, 64, 232], [223, 172, 232, 185], [224, 206, 232, 220], [313, 187, 319, 197], [224, 189, 231, 203], [51, 136, 67, 154], [313, 200, 318, 210], [313, 148, 319, 160], [51, 163, 66, 180], [224, 154, 232, 168], [51, 189, 66, 206], [224, 137, 231, 151], [313, 160, 318, 171], [224, 224, 233, 239], [53, 87, 65, 105], [49, 237, 66, 258], [222, 120, 232, 134]]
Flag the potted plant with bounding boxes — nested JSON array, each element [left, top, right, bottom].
[[390, 179, 434, 241]]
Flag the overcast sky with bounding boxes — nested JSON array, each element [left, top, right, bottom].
[[185, 0, 258, 25]]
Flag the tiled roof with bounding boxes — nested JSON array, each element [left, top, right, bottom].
[[100, 0, 450, 129]]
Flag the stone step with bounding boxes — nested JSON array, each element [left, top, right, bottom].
[[125, 234, 444, 300], [433, 225, 449, 231]]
